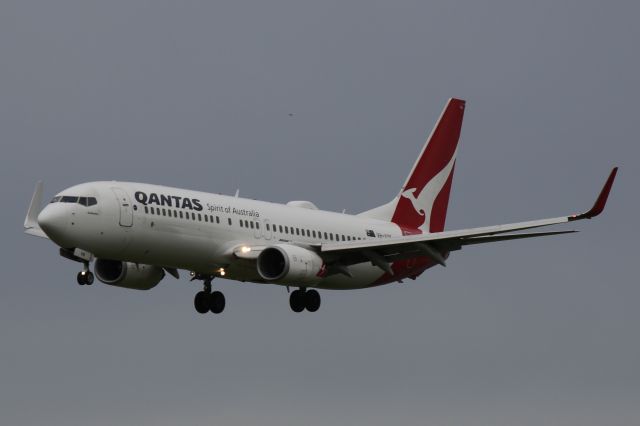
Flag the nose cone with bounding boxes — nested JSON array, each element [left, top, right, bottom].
[[38, 205, 68, 243]]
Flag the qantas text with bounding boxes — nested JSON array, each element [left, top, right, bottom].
[[134, 191, 203, 211]]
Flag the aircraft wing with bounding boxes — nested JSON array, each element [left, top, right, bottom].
[[320, 168, 617, 272]]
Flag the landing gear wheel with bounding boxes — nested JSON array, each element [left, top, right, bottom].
[[289, 289, 305, 313], [194, 291, 210, 314], [77, 271, 93, 285], [305, 289, 321, 312], [209, 291, 226, 314]]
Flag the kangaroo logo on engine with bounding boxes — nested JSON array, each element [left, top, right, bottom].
[[134, 191, 203, 211]]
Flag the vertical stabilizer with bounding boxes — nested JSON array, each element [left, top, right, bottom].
[[360, 98, 465, 234]]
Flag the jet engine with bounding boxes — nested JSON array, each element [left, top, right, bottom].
[[94, 259, 165, 290], [256, 244, 325, 284]]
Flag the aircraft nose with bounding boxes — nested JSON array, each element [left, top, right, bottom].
[[38, 205, 68, 241]]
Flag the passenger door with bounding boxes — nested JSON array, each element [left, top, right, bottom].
[[111, 188, 133, 227]]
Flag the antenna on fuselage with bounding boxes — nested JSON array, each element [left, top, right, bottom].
[[234, 188, 240, 198]]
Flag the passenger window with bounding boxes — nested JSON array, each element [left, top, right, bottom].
[[342, 235, 345, 241], [179, 211, 183, 219], [296, 228, 300, 236], [216, 216, 220, 224], [324, 232, 328, 239], [144, 206, 149, 214], [191, 212, 195, 220], [285, 226, 289, 234], [256, 222, 260, 230], [150, 207, 155, 214], [250, 221, 254, 229], [174, 211, 177, 218], [228, 218, 232, 225], [312, 230, 316, 238], [205, 215, 209, 222], [266, 224, 270, 231], [162, 209, 166, 216], [279, 225, 283, 233], [330, 233, 334, 241]]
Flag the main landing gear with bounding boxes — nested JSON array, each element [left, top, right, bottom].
[[76, 263, 94, 286], [193, 276, 225, 314], [289, 288, 321, 313]]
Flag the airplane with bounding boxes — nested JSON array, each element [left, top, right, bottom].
[[23, 98, 618, 314]]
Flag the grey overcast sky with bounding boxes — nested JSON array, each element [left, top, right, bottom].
[[1, 1, 638, 425]]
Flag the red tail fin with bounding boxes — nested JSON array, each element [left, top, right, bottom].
[[391, 98, 465, 233]]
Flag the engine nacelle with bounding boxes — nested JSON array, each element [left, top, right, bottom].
[[94, 259, 165, 290], [257, 244, 325, 284]]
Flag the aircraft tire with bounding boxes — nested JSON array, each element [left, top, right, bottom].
[[210, 291, 225, 314], [305, 289, 321, 312], [289, 290, 305, 313], [194, 291, 210, 314]]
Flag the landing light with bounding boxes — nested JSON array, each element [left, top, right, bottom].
[[241, 246, 251, 254], [218, 268, 226, 277]]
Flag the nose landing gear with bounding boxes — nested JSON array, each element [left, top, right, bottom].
[[76, 263, 94, 285], [192, 276, 226, 314]]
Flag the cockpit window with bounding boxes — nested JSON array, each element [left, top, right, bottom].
[[50, 195, 98, 206]]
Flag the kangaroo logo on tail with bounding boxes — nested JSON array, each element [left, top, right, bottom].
[[398, 150, 458, 232], [358, 98, 464, 234], [390, 98, 465, 234], [401, 188, 425, 216]]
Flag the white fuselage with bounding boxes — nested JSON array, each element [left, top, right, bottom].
[[38, 181, 410, 290]]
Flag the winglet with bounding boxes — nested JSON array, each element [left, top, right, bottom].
[[24, 180, 49, 239], [24, 180, 44, 228], [570, 167, 618, 221]]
